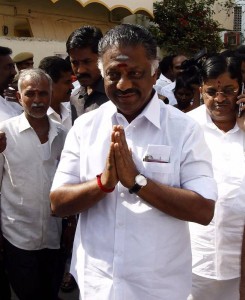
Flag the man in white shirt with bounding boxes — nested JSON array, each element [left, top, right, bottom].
[[154, 55, 174, 95], [39, 56, 75, 130], [50, 24, 217, 300], [0, 69, 67, 300], [156, 54, 187, 105], [187, 54, 245, 300]]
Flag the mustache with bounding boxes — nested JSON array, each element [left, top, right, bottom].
[[214, 100, 230, 106], [76, 73, 91, 80], [31, 103, 45, 108], [115, 88, 139, 96]]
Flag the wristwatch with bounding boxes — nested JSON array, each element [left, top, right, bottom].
[[129, 174, 147, 194]]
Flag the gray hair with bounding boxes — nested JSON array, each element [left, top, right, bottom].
[[98, 24, 159, 77], [18, 68, 53, 93]]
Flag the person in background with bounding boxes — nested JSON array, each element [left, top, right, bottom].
[[39, 55, 78, 294], [159, 54, 187, 105], [67, 25, 109, 117], [187, 54, 245, 300], [59, 25, 109, 292], [0, 69, 67, 300], [50, 24, 217, 300], [154, 55, 174, 93], [6, 52, 35, 103], [174, 68, 201, 112], [13, 52, 34, 72], [39, 56, 75, 129], [0, 46, 21, 121]]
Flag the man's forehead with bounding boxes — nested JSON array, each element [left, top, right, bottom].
[[173, 55, 187, 66]]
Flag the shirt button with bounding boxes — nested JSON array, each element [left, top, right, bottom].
[[120, 192, 125, 198]]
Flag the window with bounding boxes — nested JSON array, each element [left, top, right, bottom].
[[234, 6, 242, 32]]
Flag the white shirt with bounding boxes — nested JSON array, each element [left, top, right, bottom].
[[154, 74, 172, 94], [52, 93, 217, 300], [47, 102, 72, 130], [0, 95, 23, 122], [160, 81, 177, 105], [0, 113, 67, 250], [188, 105, 245, 280]]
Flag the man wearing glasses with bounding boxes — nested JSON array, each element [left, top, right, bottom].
[[187, 54, 245, 300]]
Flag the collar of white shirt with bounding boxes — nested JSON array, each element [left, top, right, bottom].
[[108, 92, 161, 129]]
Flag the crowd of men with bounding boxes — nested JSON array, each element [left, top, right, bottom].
[[0, 23, 245, 300]]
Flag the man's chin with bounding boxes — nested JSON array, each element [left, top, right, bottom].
[[78, 79, 91, 87]]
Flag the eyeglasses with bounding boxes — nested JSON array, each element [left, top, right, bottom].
[[203, 87, 239, 98]]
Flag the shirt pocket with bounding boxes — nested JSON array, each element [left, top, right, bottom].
[[142, 144, 173, 185]]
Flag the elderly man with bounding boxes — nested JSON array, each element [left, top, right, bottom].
[[50, 24, 217, 300], [0, 69, 67, 300], [67, 25, 108, 117]]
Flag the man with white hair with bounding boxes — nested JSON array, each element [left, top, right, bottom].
[[0, 69, 67, 300]]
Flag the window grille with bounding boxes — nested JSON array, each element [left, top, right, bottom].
[[234, 6, 242, 32]]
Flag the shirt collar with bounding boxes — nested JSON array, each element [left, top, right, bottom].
[[19, 112, 32, 132], [74, 77, 105, 97], [111, 91, 161, 129], [18, 112, 64, 138], [47, 103, 70, 118], [205, 106, 240, 133]]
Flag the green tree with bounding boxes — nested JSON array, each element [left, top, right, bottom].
[[149, 0, 234, 55]]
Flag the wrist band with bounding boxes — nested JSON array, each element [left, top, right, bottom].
[[96, 173, 115, 193]]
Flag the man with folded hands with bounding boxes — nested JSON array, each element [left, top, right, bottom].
[[50, 24, 217, 300]]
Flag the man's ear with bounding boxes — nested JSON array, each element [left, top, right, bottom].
[[16, 91, 22, 105], [152, 70, 158, 84]]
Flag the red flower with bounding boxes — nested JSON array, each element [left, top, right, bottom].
[[179, 18, 189, 27]]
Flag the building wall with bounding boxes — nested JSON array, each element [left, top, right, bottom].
[[0, 36, 66, 67], [0, 0, 123, 66]]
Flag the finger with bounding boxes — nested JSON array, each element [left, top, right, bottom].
[[237, 95, 245, 102], [106, 142, 116, 171]]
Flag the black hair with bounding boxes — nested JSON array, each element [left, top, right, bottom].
[[159, 55, 175, 75], [175, 72, 197, 93], [0, 46, 12, 56], [66, 26, 103, 54], [38, 56, 72, 83], [98, 24, 157, 60], [201, 54, 242, 86]]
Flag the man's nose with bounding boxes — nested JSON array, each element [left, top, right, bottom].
[[77, 63, 86, 74], [214, 92, 226, 102], [116, 76, 133, 91]]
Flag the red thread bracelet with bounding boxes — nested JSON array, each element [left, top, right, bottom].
[[96, 173, 115, 193]]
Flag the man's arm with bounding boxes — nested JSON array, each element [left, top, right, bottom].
[[51, 125, 215, 224], [50, 133, 119, 217]]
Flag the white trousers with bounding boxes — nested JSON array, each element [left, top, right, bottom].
[[187, 273, 240, 300]]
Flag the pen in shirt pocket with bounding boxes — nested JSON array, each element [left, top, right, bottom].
[[143, 155, 169, 163]]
